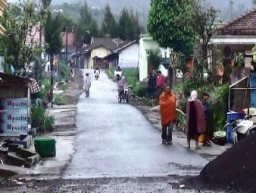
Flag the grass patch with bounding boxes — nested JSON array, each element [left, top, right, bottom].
[[53, 94, 71, 105]]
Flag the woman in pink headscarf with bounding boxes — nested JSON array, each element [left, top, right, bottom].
[[185, 90, 206, 149]]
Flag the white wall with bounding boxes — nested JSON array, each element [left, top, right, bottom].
[[119, 43, 139, 68], [139, 34, 171, 81]]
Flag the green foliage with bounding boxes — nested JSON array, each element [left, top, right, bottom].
[[44, 115, 55, 132], [147, 50, 161, 70], [31, 105, 55, 132], [118, 8, 144, 40], [57, 61, 69, 81], [101, 4, 118, 38], [232, 51, 245, 67], [147, 0, 197, 56], [212, 84, 229, 131], [134, 83, 146, 98], [76, 2, 99, 45], [31, 105, 45, 129], [0, 1, 42, 74], [44, 12, 63, 56], [53, 95, 70, 105], [176, 82, 229, 131]]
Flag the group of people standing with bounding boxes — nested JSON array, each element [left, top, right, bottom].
[[148, 70, 166, 99], [159, 84, 213, 148]]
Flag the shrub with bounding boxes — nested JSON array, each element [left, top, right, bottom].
[[134, 83, 146, 97], [53, 94, 70, 105], [57, 61, 69, 81], [44, 115, 55, 132], [31, 105, 45, 129]]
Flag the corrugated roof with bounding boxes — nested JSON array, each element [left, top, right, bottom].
[[0, 72, 31, 87]]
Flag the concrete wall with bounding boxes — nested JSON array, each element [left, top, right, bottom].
[[119, 43, 139, 68], [139, 34, 171, 81]]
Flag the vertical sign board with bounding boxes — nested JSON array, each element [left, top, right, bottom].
[[0, 98, 30, 136]]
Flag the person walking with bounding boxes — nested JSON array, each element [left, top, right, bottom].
[[84, 72, 91, 97], [185, 90, 206, 149], [159, 84, 176, 145]]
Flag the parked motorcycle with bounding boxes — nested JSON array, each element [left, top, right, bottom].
[[229, 114, 256, 144], [118, 86, 129, 103]]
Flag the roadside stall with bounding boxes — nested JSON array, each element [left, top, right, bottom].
[[0, 72, 32, 136]]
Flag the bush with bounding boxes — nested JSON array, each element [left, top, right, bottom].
[[53, 95, 70, 105], [31, 105, 45, 129], [31, 105, 55, 133], [44, 115, 55, 132], [57, 61, 69, 81], [134, 83, 146, 97]]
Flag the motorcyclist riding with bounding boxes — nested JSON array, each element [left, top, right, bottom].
[[118, 76, 127, 96], [94, 66, 100, 79]]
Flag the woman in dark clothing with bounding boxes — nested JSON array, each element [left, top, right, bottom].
[[186, 90, 206, 149], [148, 72, 156, 99]]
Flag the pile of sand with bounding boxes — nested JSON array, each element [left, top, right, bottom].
[[187, 132, 256, 192]]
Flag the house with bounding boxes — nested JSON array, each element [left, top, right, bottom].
[[211, 8, 256, 83], [138, 34, 172, 81], [210, 9, 256, 112], [103, 40, 139, 69], [81, 37, 134, 69]]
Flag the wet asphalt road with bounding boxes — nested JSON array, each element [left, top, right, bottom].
[[63, 69, 208, 179]]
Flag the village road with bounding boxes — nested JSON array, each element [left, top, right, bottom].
[[1, 69, 223, 193], [63, 69, 208, 179]]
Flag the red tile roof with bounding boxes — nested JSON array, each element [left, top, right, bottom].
[[217, 8, 256, 36]]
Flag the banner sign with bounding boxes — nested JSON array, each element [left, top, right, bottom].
[[0, 110, 28, 123], [0, 122, 29, 136], [0, 98, 28, 110], [0, 98, 29, 136]]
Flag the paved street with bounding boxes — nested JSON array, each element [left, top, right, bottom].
[[63, 70, 208, 179]]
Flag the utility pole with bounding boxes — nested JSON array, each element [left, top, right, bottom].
[[230, 0, 234, 20], [65, 26, 68, 64]]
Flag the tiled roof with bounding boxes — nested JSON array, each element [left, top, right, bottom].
[[84, 37, 130, 52], [217, 8, 256, 36]]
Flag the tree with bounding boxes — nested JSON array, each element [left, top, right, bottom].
[[118, 8, 131, 40], [44, 12, 63, 104], [101, 4, 117, 38], [0, 2, 41, 75], [76, 2, 99, 46], [147, 0, 197, 56], [191, 1, 218, 71]]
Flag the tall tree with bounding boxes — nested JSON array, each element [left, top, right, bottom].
[[76, 2, 99, 46], [44, 12, 63, 104], [147, 0, 197, 56], [191, 0, 218, 77], [0, 1, 40, 75], [118, 8, 132, 40], [101, 4, 117, 38]]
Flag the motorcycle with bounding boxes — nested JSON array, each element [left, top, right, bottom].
[[94, 70, 100, 80], [229, 114, 256, 144], [118, 86, 129, 103]]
